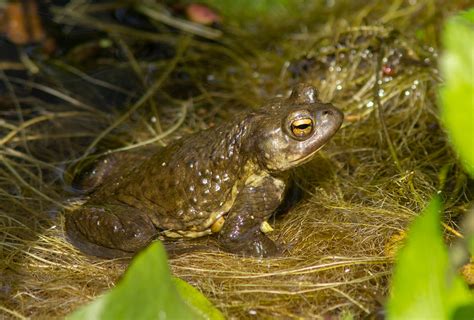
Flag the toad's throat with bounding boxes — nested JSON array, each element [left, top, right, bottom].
[[289, 143, 328, 166]]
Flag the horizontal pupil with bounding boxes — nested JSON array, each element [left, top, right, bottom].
[[294, 124, 310, 129]]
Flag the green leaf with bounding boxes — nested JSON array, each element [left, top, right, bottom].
[[440, 9, 474, 178], [173, 278, 225, 320], [460, 8, 474, 23], [68, 242, 223, 320], [387, 197, 474, 320]]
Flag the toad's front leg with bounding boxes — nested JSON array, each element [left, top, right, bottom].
[[218, 176, 286, 257]]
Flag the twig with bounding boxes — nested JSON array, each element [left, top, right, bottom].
[[136, 3, 222, 40]]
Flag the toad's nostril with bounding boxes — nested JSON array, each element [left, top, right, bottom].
[[322, 109, 333, 117]]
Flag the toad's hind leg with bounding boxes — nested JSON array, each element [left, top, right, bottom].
[[71, 152, 151, 193], [65, 204, 157, 258]]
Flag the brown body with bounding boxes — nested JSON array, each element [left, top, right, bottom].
[[65, 84, 344, 258]]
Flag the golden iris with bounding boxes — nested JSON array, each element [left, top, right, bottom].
[[290, 118, 313, 138]]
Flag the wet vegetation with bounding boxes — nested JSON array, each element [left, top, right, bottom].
[[0, 0, 472, 318]]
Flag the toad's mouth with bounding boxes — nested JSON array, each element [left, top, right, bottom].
[[290, 142, 327, 165]]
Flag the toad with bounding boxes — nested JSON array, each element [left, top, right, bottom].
[[65, 84, 343, 258]]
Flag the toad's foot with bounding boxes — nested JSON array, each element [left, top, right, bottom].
[[219, 226, 280, 257]]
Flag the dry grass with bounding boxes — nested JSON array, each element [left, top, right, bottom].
[[0, 0, 470, 319]]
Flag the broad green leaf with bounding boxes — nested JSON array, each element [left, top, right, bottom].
[[440, 9, 474, 178], [173, 278, 225, 320], [460, 8, 474, 22], [387, 197, 473, 320], [68, 242, 222, 320]]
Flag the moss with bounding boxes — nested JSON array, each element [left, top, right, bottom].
[[0, 0, 470, 318]]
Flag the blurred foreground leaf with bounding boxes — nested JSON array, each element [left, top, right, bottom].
[[173, 278, 225, 320], [387, 197, 473, 319], [440, 9, 474, 178], [68, 242, 223, 320]]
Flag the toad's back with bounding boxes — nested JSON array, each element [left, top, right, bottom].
[[90, 116, 254, 235]]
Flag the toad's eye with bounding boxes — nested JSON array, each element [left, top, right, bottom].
[[290, 118, 313, 138]]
